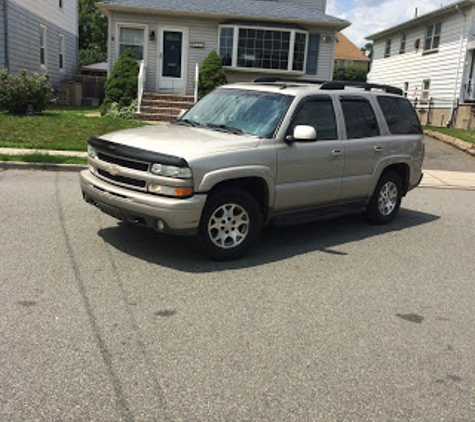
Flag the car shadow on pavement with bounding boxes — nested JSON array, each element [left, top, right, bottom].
[[97, 207, 439, 273]]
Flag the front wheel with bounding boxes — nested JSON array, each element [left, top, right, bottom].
[[198, 190, 262, 260], [367, 170, 402, 224]]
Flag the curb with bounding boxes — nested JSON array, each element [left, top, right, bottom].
[[0, 161, 87, 172], [424, 130, 475, 157]]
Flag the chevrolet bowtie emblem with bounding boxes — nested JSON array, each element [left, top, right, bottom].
[[106, 164, 120, 176]]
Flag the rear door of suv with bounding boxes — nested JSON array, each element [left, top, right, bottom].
[[338, 95, 387, 200]]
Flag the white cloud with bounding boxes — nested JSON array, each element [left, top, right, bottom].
[[327, 0, 460, 47]]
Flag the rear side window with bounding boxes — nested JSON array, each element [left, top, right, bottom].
[[377, 96, 423, 134], [341, 97, 380, 139], [289, 97, 337, 140]]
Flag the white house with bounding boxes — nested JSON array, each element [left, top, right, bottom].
[[97, 0, 349, 99], [366, 0, 475, 129], [0, 0, 78, 90]]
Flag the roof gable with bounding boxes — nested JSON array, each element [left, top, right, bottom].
[[335, 32, 369, 61]]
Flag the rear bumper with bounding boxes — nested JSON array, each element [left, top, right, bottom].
[[79, 170, 206, 236]]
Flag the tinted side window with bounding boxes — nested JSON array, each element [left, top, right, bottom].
[[341, 98, 380, 139], [290, 97, 337, 140], [377, 96, 423, 134]]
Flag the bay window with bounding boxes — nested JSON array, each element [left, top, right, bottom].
[[219, 24, 308, 72]]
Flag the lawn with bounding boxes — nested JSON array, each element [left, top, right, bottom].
[[0, 106, 147, 151], [425, 126, 475, 145]]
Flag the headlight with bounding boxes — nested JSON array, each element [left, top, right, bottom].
[[151, 163, 192, 179], [88, 145, 97, 159]]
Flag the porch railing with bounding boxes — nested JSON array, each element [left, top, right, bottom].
[[137, 60, 146, 114]]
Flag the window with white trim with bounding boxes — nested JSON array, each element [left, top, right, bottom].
[[400, 33, 406, 54], [59, 34, 64, 70], [424, 22, 441, 51], [219, 25, 308, 72], [384, 38, 391, 58], [421, 79, 430, 103], [40, 25, 47, 66], [118, 26, 145, 60]]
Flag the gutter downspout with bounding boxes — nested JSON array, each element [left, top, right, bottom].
[[2, 0, 8, 70], [448, 4, 467, 127]]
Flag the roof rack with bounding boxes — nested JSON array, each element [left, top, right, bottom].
[[320, 81, 403, 95], [253, 77, 326, 85], [253, 77, 403, 96]]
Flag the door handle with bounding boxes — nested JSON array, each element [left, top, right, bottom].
[[374, 146, 383, 153], [332, 149, 343, 157]]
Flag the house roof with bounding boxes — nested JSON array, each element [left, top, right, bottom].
[[366, 0, 474, 40], [97, 0, 350, 29], [335, 32, 369, 62]]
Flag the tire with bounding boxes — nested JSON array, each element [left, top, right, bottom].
[[198, 189, 262, 260], [367, 170, 402, 224]]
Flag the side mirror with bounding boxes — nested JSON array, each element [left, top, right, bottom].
[[286, 125, 317, 143]]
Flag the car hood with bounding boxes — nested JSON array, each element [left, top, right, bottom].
[[99, 123, 260, 160]]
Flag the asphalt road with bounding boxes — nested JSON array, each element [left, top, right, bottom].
[[1, 137, 475, 421]]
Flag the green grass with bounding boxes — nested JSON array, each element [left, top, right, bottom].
[[0, 106, 146, 151], [425, 126, 475, 145], [0, 153, 87, 165]]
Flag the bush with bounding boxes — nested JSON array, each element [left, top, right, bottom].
[[102, 100, 137, 119], [0, 69, 55, 114], [79, 46, 107, 67], [101, 48, 138, 116], [333, 65, 368, 82], [198, 51, 227, 99]]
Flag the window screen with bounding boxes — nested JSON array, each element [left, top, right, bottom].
[[377, 96, 422, 135], [341, 98, 380, 139]]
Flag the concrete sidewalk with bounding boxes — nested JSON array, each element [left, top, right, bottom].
[[0, 148, 87, 157], [420, 170, 475, 190]]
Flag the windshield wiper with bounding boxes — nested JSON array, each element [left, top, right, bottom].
[[205, 123, 243, 135], [174, 118, 202, 127]]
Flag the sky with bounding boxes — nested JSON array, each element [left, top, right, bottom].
[[326, 0, 460, 47]]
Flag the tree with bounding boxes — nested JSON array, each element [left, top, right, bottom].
[[198, 51, 227, 99], [78, 0, 107, 66]]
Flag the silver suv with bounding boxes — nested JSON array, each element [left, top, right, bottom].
[[80, 79, 424, 260]]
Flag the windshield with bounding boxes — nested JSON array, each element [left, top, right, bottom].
[[176, 88, 293, 138]]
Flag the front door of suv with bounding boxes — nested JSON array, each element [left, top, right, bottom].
[[275, 96, 344, 212], [339, 96, 383, 200]]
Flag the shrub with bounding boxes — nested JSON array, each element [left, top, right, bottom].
[[198, 51, 227, 99], [101, 48, 139, 116], [102, 100, 137, 119], [0, 69, 55, 114], [333, 65, 368, 82]]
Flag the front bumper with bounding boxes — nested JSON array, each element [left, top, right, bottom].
[[79, 170, 206, 236]]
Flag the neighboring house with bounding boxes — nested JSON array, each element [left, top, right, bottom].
[[334, 32, 369, 69], [0, 0, 78, 90], [366, 0, 475, 129], [96, 0, 350, 97]]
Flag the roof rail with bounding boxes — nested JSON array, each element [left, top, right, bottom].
[[253, 77, 326, 85], [320, 81, 403, 96], [252, 77, 403, 95]]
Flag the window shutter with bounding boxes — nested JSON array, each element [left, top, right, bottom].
[[306, 33, 320, 74]]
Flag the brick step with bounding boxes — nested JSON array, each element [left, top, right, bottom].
[[136, 92, 195, 122]]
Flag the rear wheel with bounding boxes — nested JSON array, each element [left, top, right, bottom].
[[198, 189, 262, 260], [367, 170, 402, 224]]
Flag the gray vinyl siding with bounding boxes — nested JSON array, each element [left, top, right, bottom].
[[110, 12, 336, 94], [3, 1, 78, 89], [368, 8, 472, 108], [0, 0, 5, 69]]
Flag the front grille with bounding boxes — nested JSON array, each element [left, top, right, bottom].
[[98, 168, 146, 188], [98, 152, 149, 172]]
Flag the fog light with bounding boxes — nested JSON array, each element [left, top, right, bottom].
[[156, 219, 165, 231]]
